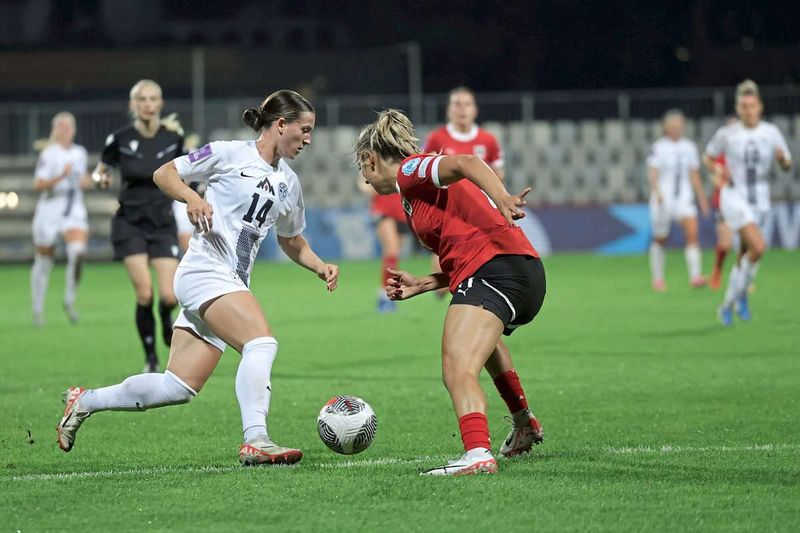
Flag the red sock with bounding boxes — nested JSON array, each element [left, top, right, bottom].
[[493, 369, 529, 414], [458, 412, 491, 452], [714, 246, 728, 270], [381, 256, 398, 286]]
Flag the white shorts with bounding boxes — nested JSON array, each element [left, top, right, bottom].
[[173, 263, 250, 351], [649, 195, 697, 238], [32, 201, 88, 247], [719, 187, 757, 232], [173, 201, 195, 235]]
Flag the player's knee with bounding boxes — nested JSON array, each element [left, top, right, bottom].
[[159, 294, 178, 308], [441, 357, 472, 391], [749, 241, 765, 261], [135, 286, 154, 305]]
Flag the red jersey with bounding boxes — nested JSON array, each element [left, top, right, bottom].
[[711, 154, 727, 209], [370, 192, 406, 223], [424, 124, 503, 168], [396, 154, 537, 293]]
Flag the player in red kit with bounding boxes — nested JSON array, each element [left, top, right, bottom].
[[424, 87, 505, 296], [355, 110, 545, 476], [357, 178, 408, 312], [709, 151, 734, 290]]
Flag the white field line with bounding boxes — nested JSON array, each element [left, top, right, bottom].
[[6, 444, 798, 482]]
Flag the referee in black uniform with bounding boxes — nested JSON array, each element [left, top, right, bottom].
[[92, 79, 185, 373]]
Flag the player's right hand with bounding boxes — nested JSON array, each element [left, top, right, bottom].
[[386, 268, 423, 301], [187, 198, 214, 233]]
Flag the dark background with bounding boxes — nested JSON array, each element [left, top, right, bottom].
[[2, 0, 799, 99]]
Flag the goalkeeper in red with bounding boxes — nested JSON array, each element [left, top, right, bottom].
[[355, 109, 545, 476]]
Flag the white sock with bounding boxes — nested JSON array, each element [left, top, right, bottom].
[[64, 241, 86, 307], [685, 244, 701, 281], [739, 256, 760, 298], [722, 264, 741, 309], [649, 242, 665, 282], [31, 253, 54, 316], [80, 371, 196, 413], [236, 337, 278, 442]]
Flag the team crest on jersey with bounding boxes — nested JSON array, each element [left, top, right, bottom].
[[188, 144, 212, 163], [401, 158, 422, 176], [278, 182, 288, 200], [129, 140, 139, 153], [473, 145, 487, 159]]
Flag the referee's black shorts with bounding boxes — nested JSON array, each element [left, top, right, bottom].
[[449, 254, 546, 336], [111, 205, 179, 261]]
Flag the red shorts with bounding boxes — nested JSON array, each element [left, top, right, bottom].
[[370, 193, 406, 224]]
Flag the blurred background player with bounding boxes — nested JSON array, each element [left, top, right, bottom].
[[709, 153, 733, 290], [647, 109, 709, 291], [423, 87, 505, 296], [57, 90, 339, 466], [703, 80, 792, 326], [357, 178, 408, 312], [356, 110, 545, 476], [92, 80, 185, 371], [30, 112, 90, 326]]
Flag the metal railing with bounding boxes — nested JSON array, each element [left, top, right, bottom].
[[2, 85, 799, 155]]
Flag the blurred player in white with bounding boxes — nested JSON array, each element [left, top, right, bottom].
[[647, 109, 709, 291], [703, 80, 792, 326], [424, 87, 504, 294], [57, 90, 339, 466], [31, 112, 91, 326]]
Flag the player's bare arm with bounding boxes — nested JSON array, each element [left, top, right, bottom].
[[775, 148, 792, 171], [647, 166, 662, 204], [437, 154, 529, 225], [91, 161, 112, 189], [154, 161, 213, 232], [690, 169, 709, 216], [385, 268, 449, 300], [277, 234, 339, 292], [34, 163, 72, 192]]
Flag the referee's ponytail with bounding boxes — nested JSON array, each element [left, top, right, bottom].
[[243, 90, 314, 132]]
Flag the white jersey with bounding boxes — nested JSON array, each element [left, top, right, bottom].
[[646, 137, 700, 204], [705, 121, 791, 212], [34, 143, 88, 218], [173, 141, 306, 286]]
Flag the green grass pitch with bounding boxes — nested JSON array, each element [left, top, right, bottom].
[[2, 251, 799, 531]]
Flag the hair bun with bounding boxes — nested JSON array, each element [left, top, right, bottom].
[[242, 107, 264, 131]]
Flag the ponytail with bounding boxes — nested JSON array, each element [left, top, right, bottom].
[[354, 109, 421, 163]]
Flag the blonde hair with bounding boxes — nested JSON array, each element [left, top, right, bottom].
[[354, 109, 421, 164], [129, 79, 184, 135], [33, 111, 75, 152], [736, 79, 760, 102]]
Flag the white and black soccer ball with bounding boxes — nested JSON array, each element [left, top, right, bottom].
[[317, 395, 377, 455]]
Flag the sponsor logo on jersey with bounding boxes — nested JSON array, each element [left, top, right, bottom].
[[129, 140, 139, 153], [401, 158, 421, 176], [188, 144, 212, 163], [279, 182, 289, 200]]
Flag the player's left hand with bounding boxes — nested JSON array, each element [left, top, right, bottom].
[[318, 263, 339, 292], [497, 187, 531, 225], [776, 148, 791, 169]]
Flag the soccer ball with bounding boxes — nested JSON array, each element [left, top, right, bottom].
[[317, 395, 377, 455]]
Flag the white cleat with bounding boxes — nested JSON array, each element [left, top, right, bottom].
[[56, 387, 91, 452], [499, 410, 544, 458], [239, 436, 303, 466], [421, 449, 498, 476]]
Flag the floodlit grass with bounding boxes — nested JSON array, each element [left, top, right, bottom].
[[2, 251, 799, 531]]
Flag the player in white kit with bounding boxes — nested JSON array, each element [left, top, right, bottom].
[[31, 112, 90, 326], [647, 109, 709, 291], [57, 90, 339, 466], [703, 80, 792, 326]]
